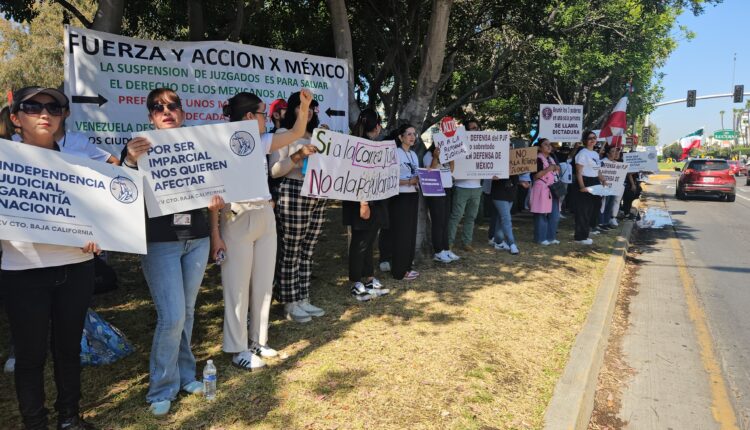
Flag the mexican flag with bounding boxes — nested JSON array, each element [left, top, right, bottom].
[[679, 128, 703, 160]]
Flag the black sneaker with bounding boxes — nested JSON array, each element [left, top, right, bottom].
[[350, 282, 372, 302], [58, 416, 97, 430]]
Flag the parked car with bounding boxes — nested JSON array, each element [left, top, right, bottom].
[[675, 159, 735, 202], [727, 160, 745, 176]]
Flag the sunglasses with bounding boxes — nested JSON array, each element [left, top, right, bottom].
[[19, 101, 65, 116], [150, 102, 182, 113]]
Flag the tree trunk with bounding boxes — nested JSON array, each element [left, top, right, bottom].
[[398, 0, 453, 129], [326, 0, 360, 129], [227, 0, 245, 42], [91, 0, 124, 33], [188, 0, 206, 41]]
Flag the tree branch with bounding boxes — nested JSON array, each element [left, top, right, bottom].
[[53, 0, 92, 27]]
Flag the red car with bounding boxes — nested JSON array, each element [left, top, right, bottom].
[[675, 159, 735, 202], [727, 160, 745, 176]]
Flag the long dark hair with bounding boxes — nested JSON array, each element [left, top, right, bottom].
[[280, 91, 319, 133], [223, 92, 262, 122], [389, 123, 416, 148], [353, 108, 381, 138]]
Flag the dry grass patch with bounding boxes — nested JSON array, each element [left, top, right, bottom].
[[0, 206, 617, 430]]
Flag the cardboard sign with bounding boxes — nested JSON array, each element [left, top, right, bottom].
[[452, 131, 510, 179], [433, 126, 469, 164], [597, 160, 629, 196], [509, 147, 539, 175], [302, 128, 399, 201], [417, 168, 445, 196], [623, 150, 658, 173], [135, 120, 268, 217], [64, 26, 349, 156], [0, 139, 146, 253], [539, 104, 583, 142]]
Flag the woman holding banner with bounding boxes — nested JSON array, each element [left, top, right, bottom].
[[574, 130, 607, 245], [209, 89, 317, 369], [343, 109, 391, 301], [2, 87, 101, 430], [529, 139, 561, 245], [598, 145, 621, 230], [383, 124, 421, 280], [121, 88, 224, 417], [269, 92, 327, 323]]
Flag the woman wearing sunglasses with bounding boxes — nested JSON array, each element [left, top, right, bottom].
[[382, 123, 421, 281], [209, 89, 316, 370], [3, 87, 101, 430], [120, 88, 224, 417], [574, 130, 607, 245]]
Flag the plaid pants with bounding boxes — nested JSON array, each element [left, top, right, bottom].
[[274, 178, 327, 304]]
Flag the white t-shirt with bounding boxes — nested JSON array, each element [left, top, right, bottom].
[[559, 161, 574, 184], [2, 138, 101, 270], [12, 132, 111, 162], [398, 147, 419, 193], [575, 148, 601, 177]]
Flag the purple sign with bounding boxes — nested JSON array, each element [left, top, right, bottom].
[[417, 168, 445, 196]]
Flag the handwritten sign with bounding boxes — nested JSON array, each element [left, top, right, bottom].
[[433, 126, 468, 164], [302, 128, 399, 201], [509, 147, 539, 175], [0, 139, 146, 253], [452, 131, 510, 179], [539, 104, 583, 142], [417, 168, 445, 196], [135, 120, 268, 217]]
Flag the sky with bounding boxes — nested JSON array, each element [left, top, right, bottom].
[[650, 0, 750, 147]]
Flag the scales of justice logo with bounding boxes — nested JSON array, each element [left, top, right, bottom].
[[110, 176, 138, 203], [542, 107, 553, 121], [230, 131, 255, 156]]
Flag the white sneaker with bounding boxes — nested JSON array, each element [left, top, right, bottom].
[[509, 244, 520, 255], [232, 350, 266, 370], [351, 282, 372, 301], [609, 219, 619, 227], [575, 239, 594, 245], [444, 250, 460, 261], [250, 341, 278, 358], [365, 278, 390, 296], [299, 299, 325, 317], [494, 241, 509, 251], [550, 240, 560, 245], [591, 230, 600, 235], [3, 357, 15, 373], [559, 214, 567, 219], [284, 302, 312, 323], [379, 261, 391, 272], [433, 252, 452, 263], [488, 238, 496, 247], [540, 240, 550, 246]]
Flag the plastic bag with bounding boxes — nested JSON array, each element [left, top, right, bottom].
[[80, 309, 134, 366]]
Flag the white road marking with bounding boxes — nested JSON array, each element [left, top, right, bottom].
[[736, 193, 750, 202]]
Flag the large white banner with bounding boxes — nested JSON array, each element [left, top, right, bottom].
[[452, 131, 510, 179], [0, 139, 146, 253], [302, 129, 399, 201], [64, 26, 349, 156], [539, 104, 583, 142], [623, 150, 658, 173], [134, 121, 268, 217]]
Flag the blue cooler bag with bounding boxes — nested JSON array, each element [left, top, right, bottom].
[[80, 309, 134, 366]]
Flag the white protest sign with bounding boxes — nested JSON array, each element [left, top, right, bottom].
[[597, 160, 629, 196], [452, 131, 510, 179], [134, 120, 268, 217], [0, 139, 146, 254], [439, 167, 453, 188], [539, 104, 583, 142], [64, 26, 349, 156], [623, 150, 658, 173], [433, 126, 469, 164], [302, 128, 399, 201]]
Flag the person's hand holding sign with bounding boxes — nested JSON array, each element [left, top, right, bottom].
[[290, 144, 317, 167], [123, 137, 151, 168], [81, 241, 101, 255]]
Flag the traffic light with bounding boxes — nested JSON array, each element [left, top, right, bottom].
[[687, 90, 696, 107], [733, 84, 744, 103]]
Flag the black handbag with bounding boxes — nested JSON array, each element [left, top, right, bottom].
[[549, 180, 568, 199]]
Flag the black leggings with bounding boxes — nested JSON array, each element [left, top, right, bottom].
[[574, 177, 602, 240], [425, 191, 451, 253], [349, 227, 378, 282], [2, 259, 94, 429], [387, 193, 419, 279]]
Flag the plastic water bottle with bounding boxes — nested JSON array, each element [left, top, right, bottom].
[[203, 360, 217, 401]]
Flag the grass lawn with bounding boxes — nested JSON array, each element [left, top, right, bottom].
[[658, 161, 684, 171], [0, 203, 618, 430]]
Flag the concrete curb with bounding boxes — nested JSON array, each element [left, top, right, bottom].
[[543, 220, 635, 430]]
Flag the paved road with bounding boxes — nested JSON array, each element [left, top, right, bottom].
[[618, 172, 750, 429]]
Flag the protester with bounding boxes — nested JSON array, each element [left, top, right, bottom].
[[529, 139, 561, 245], [268, 98, 287, 133], [343, 109, 391, 300], [121, 88, 225, 417], [0, 105, 15, 139], [574, 131, 607, 245], [269, 92, 326, 323], [209, 89, 315, 370], [447, 119, 482, 252], [423, 142, 459, 263], [598, 145, 621, 230], [490, 174, 522, 255], [2, 86, 101, 430], [620, 169, 640, 220], [383, 123, 421, 280]]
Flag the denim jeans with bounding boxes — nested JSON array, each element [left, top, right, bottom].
[[599, 195, 617, 225], [533, 197, 561, 243], [492, 200, 515, 245], [141, 238, 210, 403]]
